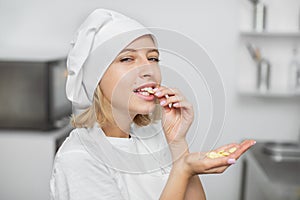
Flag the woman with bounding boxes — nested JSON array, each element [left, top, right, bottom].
[[50, 8, 255, 200]]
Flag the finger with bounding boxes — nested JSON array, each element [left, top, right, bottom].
[[204, 144, 239, 160], [186, 152, 235, 175], [155, 85, 179, 93], [154, 87, 180, 98], [230, 140, 256, 160], [172, 100, 193, 110], [204, 140, 255, 163], [155, 87, 184, 109], [159, 95, 184, 107], [157, 94, 173, 109], [210, 143, 239, 153]]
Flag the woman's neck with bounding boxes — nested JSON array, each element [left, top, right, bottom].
[[100, 107, 135, 138], [102, 124, 131, 138]]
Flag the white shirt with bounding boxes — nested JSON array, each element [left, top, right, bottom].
[[50, 123, 172, 200]]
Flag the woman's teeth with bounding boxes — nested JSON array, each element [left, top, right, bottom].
[[140, 91, 151, 96], [134, 87, 155, 96], [142, 87, 155, 94]]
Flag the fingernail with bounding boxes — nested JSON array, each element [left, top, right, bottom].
[[227, 158, 236, 164], [155, 91, 162, 96], [253, 140, 257, 145], [153, 88, 158, 92], [160, 100, 166, 106], [173, 102, 179, 107]]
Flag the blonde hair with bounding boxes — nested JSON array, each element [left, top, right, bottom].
[[71, 84, 160, 128]]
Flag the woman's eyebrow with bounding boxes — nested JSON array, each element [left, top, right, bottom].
[[119, 48, 159, 55], [147, 49, 159, 55], [119, 48, 137, 54]]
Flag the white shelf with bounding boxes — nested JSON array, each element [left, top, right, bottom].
[[238, 89, 300, 98], [240, 31, 300, 37]]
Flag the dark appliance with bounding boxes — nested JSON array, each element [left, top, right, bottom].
[[0, 56, 72, 130]]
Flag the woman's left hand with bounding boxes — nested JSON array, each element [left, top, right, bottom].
[[154, 86, 194, 144]]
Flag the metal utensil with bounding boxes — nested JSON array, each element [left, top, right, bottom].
[[246, 43, 261, 62]]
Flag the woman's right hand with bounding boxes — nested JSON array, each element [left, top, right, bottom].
[[176, 139, 256, 177]]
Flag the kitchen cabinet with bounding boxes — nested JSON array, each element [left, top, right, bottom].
[[240, 142, 300, 200]]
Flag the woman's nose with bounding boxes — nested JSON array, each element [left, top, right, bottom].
[[137, 57, 155, 78], [139, 65, 154, 78], [138, 56, 151, 66]]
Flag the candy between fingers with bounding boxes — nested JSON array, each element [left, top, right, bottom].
[[145, 88, 155, 94], [151, 85, 172, 108], [164, 94, 172, 108], [143, 87, 155, 94]]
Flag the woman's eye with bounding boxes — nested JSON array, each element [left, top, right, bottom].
[[148, 57, 160, 62], [120, 57, 133, 62]]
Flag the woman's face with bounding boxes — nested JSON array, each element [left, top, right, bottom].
[[100, 35, 161, 118]]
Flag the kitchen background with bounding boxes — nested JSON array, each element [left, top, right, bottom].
[[0, 0, 300, 200]]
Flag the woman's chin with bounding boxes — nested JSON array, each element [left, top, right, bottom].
[[132, 104, 156, 115]]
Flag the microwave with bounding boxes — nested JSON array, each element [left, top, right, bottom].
[[0, 57, 72, 130]]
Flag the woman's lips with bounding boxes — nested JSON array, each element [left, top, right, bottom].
[[133, 83, 158, 101], [134, 91, 155, 101], [133, 82, 158, 92]]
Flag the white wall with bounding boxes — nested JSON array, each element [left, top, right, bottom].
[[1, 0, 300, 199]]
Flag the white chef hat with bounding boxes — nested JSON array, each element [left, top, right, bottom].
[[66, 8, 156, 115]]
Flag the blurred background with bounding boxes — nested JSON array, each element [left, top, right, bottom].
[[0, 0, 300, 199]]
